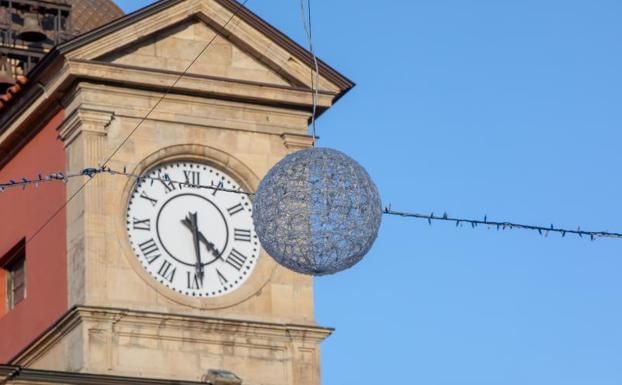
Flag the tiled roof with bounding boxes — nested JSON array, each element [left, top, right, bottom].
[[0, 75, 28, 110], [71, 0, 125, 35], [0, 1, 124, 113]]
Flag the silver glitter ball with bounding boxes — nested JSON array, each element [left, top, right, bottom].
[[253, 147, 382, 275]]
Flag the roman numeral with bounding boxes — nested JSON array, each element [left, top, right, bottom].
[[226, 249, 247, 271], [216, 269, 228, 286], [160, 177, 176, 193], [132, 217, 151, 231], [187, 271, 203, 290], [234, 228, 251, 242], [183, 170, 201, 188], [139, 191, 158, 207], [138, 239, 161, 264], [227, 203, 244, 216], [211, 180, 224, 196], [158, 260, 176, 282]]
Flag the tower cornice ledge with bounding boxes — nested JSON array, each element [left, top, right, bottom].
[[10, 306, 334, 377], [65, 59, 337, 110], [57, 108, 115, 148], [0, 366, 206, 385]]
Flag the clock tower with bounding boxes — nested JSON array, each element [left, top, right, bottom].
[[0, 1, 353, 385]]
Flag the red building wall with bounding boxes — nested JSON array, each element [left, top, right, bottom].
[[0, 110, 67, 363]]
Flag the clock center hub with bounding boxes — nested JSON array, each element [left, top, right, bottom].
[[156, 193, 229, 267]]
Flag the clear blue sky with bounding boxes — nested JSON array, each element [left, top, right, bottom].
[[117, 1, 622, 384]]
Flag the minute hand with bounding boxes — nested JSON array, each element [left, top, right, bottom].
[[182, 213, 204, 280], [180, 220, 222, 260]]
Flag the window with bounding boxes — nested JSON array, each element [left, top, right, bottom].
[[2, 240, 26, 311]]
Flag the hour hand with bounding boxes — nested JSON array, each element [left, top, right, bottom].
[[180, 217, 222, 260], [196, 231, 222, 260]]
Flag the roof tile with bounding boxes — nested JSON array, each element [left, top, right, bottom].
[[71, 0, 125, 35]]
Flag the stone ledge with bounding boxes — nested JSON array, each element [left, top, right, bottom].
[[57, 108, 115, 148], [0, 365, 205, 385], [11, 306, 334, 370], [66, 60, 336, 111], [280, 133, 314, 150]]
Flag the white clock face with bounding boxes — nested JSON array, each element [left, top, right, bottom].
[[126, 161, 259, 298]]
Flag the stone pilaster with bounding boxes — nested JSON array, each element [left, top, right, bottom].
[[58, 108, 115, 307]]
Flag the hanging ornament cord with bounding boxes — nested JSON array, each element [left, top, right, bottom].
[[300, 0, 320, 147]]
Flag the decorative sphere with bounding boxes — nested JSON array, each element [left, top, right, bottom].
[[252, 147, 382, 276]]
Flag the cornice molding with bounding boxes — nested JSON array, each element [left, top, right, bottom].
[[10, 306, 334, 368], [0, 367, 19, 385], [65, 59, 336, 111], [281, 133, 315, 150], [57, 108, 115, 147], [0, 366, 204, 385]]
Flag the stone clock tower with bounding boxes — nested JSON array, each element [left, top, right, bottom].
[[0, 1, 353, 385]]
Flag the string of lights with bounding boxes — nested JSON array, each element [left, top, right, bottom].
[[0, 167, 254, 196], [0, 170, 79, 191], [14, 0, 250, 245], [383, 207, 622, 241], [3, 168, 622, 242], [0, 1, 614, 248]]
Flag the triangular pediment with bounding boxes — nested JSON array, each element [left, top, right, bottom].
[[58, 0, 353, 95], [98, 18, 290, 87], [0, 0, 354, 148]]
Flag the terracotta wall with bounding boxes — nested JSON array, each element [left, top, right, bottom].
[[0, 110, 67, 363]]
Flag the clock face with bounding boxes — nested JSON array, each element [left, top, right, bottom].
[[126, 161, 259, 298]]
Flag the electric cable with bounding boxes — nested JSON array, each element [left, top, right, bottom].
[[3, 167, 621, 242], [383, 207, 622, 241], [15, 0, 250, 245], [299, 0, 320, 146]]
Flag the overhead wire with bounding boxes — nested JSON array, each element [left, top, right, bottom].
[[0, 167, 254, 196], [299, 0, 320, 146], [3, 167, 622, 242], [14, 0, 251, 245], [383, 207, 622, 241], [5, 1, 620, 245]]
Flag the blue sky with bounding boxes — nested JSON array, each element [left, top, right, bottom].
[[117, 1, 622, 384]]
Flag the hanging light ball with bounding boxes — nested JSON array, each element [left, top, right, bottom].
[[253, 147, 382, 276]]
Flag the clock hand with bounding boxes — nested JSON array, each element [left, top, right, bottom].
[[191, 213, 204, 282], [180, 219, 222, 260], [182, 213, 204, 282], [196, 230, 223, 260]]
